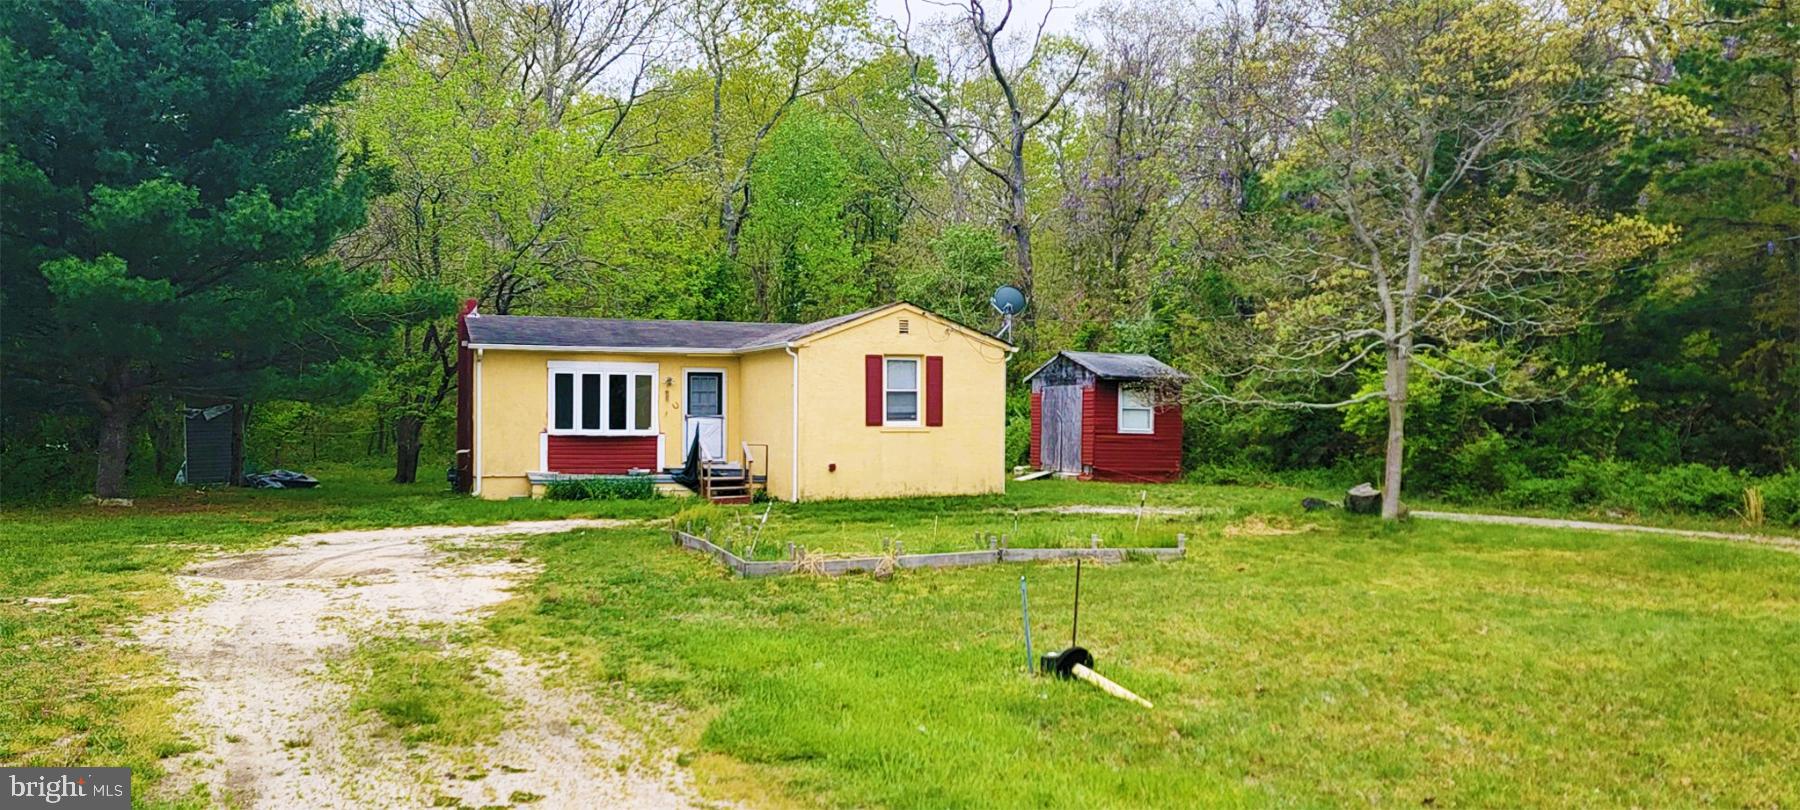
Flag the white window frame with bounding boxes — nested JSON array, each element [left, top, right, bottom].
[[546, 361, 660, 437], [1117, 384, 1155, 434], [682, 368, 727, 419], [883, 356, 922, 427]]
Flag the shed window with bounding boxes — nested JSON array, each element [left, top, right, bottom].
[[1118, 385, 1154, 434], [548, 362, 658, 435], [884, 357, 920, 425]]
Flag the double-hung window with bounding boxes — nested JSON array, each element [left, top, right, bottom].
[[548, 362, 657, 435], [1118, 385, 1155, 434], [884, 357, 920, 426]]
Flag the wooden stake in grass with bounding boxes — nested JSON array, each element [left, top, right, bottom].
[[1070, 663, 1153, 709]]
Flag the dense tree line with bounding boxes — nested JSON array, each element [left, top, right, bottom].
[[3, 0, 1794, 517]]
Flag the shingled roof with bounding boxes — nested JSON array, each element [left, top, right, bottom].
[[463, 305, 885, 352], [1024, 350, 1187, 382]]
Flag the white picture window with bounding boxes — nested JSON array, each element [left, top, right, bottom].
[[548, 362, 658, 435], [1118, 385, 1154, 434], [884, 357, 920, 425]]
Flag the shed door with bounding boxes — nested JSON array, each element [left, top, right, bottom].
[[183, 405, 234, 484], [1040, 385, 1084, 474]]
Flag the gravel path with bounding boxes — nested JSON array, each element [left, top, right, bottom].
[[136, 520, 702, 809], [1412, 510, 1800, 554]]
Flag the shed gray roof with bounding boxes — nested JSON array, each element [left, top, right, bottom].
[[463, 305, 884, 352], [1024, 351, 1187, 382]]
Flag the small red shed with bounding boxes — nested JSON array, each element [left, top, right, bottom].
[[1025, 351, 1186, 482]]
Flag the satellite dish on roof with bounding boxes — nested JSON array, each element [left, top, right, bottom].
[[991, 285, 1026, 315]]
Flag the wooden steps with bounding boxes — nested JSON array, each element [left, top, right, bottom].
[[700, 464, 753, 505]]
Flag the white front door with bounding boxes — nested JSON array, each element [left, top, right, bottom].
[[684, 371, 726, 462]]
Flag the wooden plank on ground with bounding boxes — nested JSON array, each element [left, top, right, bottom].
[[671, 530, 1185, 577]]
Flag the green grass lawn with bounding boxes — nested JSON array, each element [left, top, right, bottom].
[[504, 481, 1800, 808], [4, 467, 1798, 808]]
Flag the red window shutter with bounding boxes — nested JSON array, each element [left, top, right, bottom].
[[926, 356, 944, 426], [865, 355, 883, 425]]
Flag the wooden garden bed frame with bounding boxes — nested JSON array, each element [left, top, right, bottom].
[[671, 529, 1185, 577]]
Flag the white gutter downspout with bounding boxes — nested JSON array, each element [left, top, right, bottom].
[[785, 344, 800, 502], [471, 348, 484, 497], [1003, 346, 1019, 482]]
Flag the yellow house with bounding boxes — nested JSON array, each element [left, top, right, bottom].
[[453, 302, 1015, 501]]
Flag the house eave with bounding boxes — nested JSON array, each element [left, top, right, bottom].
[[464, 342, 746, 355]]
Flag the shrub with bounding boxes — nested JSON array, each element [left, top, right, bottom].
[[1757, 471, 1800, 527], [1558, 456, 1636, 506], [1498, 476, 1581, 510], [1631, 464, 1747, 517], [543, 475, 657, 501], [1005, 409, 1031, 469], [1438, 430, 1524, 501]]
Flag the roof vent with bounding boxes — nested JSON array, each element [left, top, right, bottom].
[[898, 318, 910, 334]]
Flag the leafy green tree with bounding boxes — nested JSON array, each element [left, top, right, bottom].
[[1604, 0, 1800, 470], [738, 107, 874, 320], [1202, 0, 1669, 518], [1, 0, 392, 497], [341, 0, 700, 481], [898, 224, 1010, 324], [672, 0, 873, 264], [341, 42, 608, 481]]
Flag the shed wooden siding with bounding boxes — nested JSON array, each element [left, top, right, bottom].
[[546, 435, 658, 474], [1082, 381, 1183, 482], [1029, 391, 1043, 466]]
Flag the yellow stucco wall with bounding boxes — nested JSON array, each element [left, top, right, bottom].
[[472, 349, 743, 499], [469, 304, 1010, 500], [736, 348, 796, 501], [792, 305, 1010, 500]]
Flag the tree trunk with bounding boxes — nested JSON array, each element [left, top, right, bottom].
[[229, 401, 247, 485], [393, 414, 424, 484], [722, 199, 743, 259], [94, 399, 140, 499], [147, 402, 180, 480], [1381, 348, 1409, 520], [1008, 171, 1035, 332]]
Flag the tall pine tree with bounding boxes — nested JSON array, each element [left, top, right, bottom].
[[2, 1, 394, 496]]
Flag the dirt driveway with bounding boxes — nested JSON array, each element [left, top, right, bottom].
[[136, 520, 701, 809]]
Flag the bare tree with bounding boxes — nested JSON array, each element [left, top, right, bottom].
[[1197, 0, 1665, 518], [675, 0, 868, 266], [354, 0, 670, 135], [1055, 3, 1189, 310], [900, 0, 1088, 327]]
